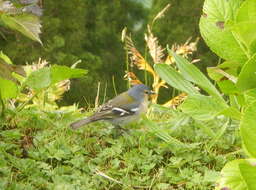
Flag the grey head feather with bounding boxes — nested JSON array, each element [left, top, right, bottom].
[[127, 84, 150, 101]]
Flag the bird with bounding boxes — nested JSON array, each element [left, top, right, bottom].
[[70, 84, 155, 130]]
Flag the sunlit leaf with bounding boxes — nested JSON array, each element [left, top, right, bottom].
[[199, 0, 247, 62], [237, 53, 256, 92], [236, 0, 256, 23], [170, 51, 224, 102], [26, 67, 51, 90], [232, 21, 256, 50], [217, 159, 256, 190], [50, 65, 87, 84], [240, 101, 256, 158], [220, 106, 241, 120], [239, 162, 256, 189], [0, 77, 18, 99], [244, 89, 256, 106], [154, 64, 199, 95]]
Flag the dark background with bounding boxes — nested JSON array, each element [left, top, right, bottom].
[[0, 0, 217, 106]]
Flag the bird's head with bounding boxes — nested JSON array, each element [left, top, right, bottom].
[[127, 84, 155, 101]]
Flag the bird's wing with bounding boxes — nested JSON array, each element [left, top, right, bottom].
[[95, 92, 140, 119]]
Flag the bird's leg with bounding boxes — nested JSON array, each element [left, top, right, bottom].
[[111, 125, 130, 137], [116, 125, 130, 133]]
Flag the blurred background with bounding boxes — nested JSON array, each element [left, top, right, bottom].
[[0, 0, 217, 106]]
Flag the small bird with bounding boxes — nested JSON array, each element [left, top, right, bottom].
[[70, 84, 155, 130]]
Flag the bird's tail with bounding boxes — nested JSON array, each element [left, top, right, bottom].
[[70, 117, 98, 130]]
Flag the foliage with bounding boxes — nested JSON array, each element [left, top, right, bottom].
[[0, 99, 242, 190], [0, 0, 149, 104], [0, 0, 42, 44], [0, 0, 217, 105], [0, 49, 241, 190], [123, 5, 199, 106], [153, 0, 256, 189], [148, 0, 217, 72], [1, 0, 256, 189]]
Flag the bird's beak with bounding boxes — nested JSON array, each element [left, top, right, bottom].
[[149, 90, 156, 95], [145, 90, 156, 95]]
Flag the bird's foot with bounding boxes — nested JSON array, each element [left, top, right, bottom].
[[111, 125, 131, 138]]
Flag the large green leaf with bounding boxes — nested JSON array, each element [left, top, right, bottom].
[[170, 51, 224, 102], [235, 0, 256, 54], [237, 53, 256, 92], [217, 159, 256, 190], [240, 101, 256, 158], [50, 65, 87, 84], [154, 64, 199, 95], [220, 107, 241, 121], [199, 0, 247, 62], [26, 65, 87, 90], [218, 80, 239, 94], [236, 0, 256, 23], [179, 94, 227, 121], [239, 162, 256, 189], [1, 13, 42, 44], [232, 21, 256, 50], [26, 67, 51, 90], [0, 77, 18, 99], [244, 89, 256, 106]]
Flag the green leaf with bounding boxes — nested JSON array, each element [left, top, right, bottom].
[[218, 80, 238, 94], [50, 65, 87, 84], [180, 94, 227, 121], [244, 89, 256, 105], [218, 159, 256, 190], [240, 101, 256, 158], [199, 0, 247, 62], [235, 0, 256, 54], [220, 107, 241, 121], [207, 61, 241, 81], [232, 21, 256, 49], [1, 13, 42, 44], [237, 53, 256, 92], [154, 64, 199, 95], [170, 51, 224, 102], [26, 67, 51, 90], [236, 0, 256, 23], [207, 61, 240, 94], [0, 77, 18, 99], [239, 162, 256, 189], [0, 51, 13, 65]]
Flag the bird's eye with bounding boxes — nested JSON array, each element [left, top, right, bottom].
[[144, 90, 149, 94], [144, 90, 156, 95]]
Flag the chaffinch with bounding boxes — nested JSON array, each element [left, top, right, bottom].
[[70, 84, 155, 130]]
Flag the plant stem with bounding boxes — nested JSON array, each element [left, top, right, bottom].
[[112, 75, 117, 96]]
